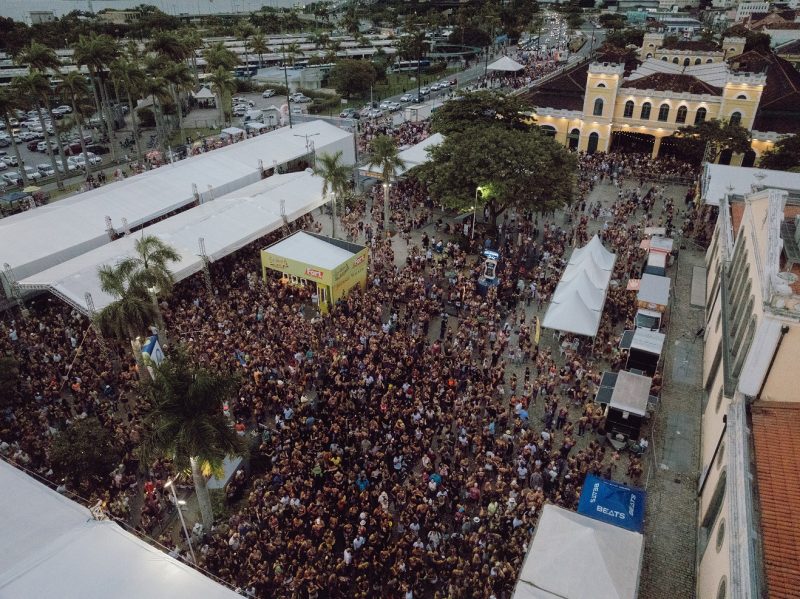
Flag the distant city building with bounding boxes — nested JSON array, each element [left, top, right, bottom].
[[97, 9, 142, 25], [746, 9, 800, 46], [736, 1, 772, 21], [29, 11, 55, 24]]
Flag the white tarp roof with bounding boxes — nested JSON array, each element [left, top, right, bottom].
[[487, 55, 525, 72], [637, 273, 671, 307], [192, 86, 215, 100], [701, 163, 800, 207], [543, 236, 616, 337], [610, 370, 652, 417], [265, 231, 356, 269], [19, 171, 327, 314], [0, 120, 353, 283], [220, 126, 246, 137], [513, 504, 644, 599], [0, 460, 240, 599], [631, 328, 665, 356]]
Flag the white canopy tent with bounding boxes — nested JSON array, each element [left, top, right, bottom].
[[542, 236, 617, 337], [637, 273, 671, 308], [0, 120, 353, 286], [220, 126, 246, 137], [19, 170, 327, 314], [191, 86, 216, 101], [359, 133, 444, 179], [513, 505, 644, 599], [0, 460, 240, 599], [487, 56, 525, 72]]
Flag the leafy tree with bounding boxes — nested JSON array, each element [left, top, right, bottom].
[[328, 59, 378, 98], [724, 25, 771, 52], [110, 57, 146, 163], [448, 26, 491, 48], [431, 91, 534, 135], [251, 33, 268, 68], [367, 135, 406, 232], [209, 66, 236, 125], [139, 348, 247, 532], [58, 72, 96, 180], [50, 417, 121, 490], [759, 136, 800, 171], [603, 28, 644, 49], [677, 118, 752, 163], [314, 150, 353, 239], [0, 88, 28, 188], [396, 30, 430, 62], [237, 22, 257, 77], [599, 14, 628, 29], [204, 42, 239, 71], [13, 73, 63, 188], [417, 126, 577, 228]]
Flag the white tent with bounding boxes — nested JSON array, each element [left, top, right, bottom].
[[542, 291, 602, 337], [0, 460, 240, 599], [191, 86, 215, 100], [637, 273, 670, 308], [551, 270, 605, 311], [220, 126, 246, 137], [19, 170, 326, 314], [569, 235, 616, 271], [513, 505, 644, 599], [487, 56, 525, 72], [0, 120, 353, 286]]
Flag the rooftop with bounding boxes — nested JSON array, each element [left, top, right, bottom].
[[264, 231, 361, 270], [751, 402, 800, 598], [732, 50, 800, 134], [622, 72, 723, 95]]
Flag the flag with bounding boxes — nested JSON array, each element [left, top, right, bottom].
[[534, 316, 541, 345]]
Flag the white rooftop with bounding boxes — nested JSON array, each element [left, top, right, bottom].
[[701, 163, 800, 206], [0, 120, 353, 283], [0, 460, 240, 599], [626, 57, 730, 88], [19, 170, 326, 313], [265, 231, 356, 270]]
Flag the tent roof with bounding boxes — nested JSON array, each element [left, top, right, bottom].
[[18, 171, 326, 314], [637, 273, 671, 307], [264, 231, 357, 270], [488, 55, 525, 72], [630, 328, 665, 356], [542, 291, 602, 337], [552, 269, 605, 311], [192, 86, 215, 99], [221, 127, 246, 136], [569, 235, 616, 270], [513, 505, 644, 599], [0, 460, 240, 599], [0, 120, 352, 283], [610, 370, 652, 416]]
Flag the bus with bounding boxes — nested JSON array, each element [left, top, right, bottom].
[[391, 59, 431, 73]]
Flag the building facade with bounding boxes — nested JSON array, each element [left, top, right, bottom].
[[696, 168, 800, 597]]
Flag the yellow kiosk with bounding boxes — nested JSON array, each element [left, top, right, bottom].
[[261, 231, 368, 313]]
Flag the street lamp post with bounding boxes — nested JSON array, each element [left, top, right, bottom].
[[472, 187, 482, 241], [165, 479, 197, 565]]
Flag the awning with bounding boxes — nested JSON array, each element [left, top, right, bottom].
[[609, 370, 652, 416], [577, 474, 646, 532], [221, 127, 246, 137], [487, 56, 525, 72], [637, 273, 670, 308]]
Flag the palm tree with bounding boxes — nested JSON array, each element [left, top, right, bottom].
[[147, 31, 189, 63], [94, 260, 158, 381], [367, 135, 406, 233], [58, 72, 95, 180], [141, 74, 171, 153], [139, 348, 247, 532], [73, 34, 120, 163], [0, 88, 28, 188], [251, 33, 268, 69], [180, 28, 204, 80], [110, 57, 145, 164], [237, 23, 257, 78], [209, 67, 236, 127], [285, 42, 302, 66], [13, 73, 63, 189], [204, 42, 239, 72], [313, 150, 352, 239], [162, 62, 194, 148]]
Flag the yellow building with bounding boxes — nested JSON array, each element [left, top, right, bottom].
[[695, 165, 800, 598], [261, 231, 368, 313], [520, 38, 800, 164]]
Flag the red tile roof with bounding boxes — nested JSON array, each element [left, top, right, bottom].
[[519, 61, 589, 112], [661, 39, 720, 52], [621, 72, 723, 95], [733, 50, 800, 134], [751, 402, 800, 599]]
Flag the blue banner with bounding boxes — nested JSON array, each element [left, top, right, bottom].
[[577, 475, 646, 532]]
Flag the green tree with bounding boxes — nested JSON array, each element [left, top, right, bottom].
[[147, 30, 189, 63], [328, 59, 377, 98], [599, 13, 628, 29], [58, 72, 95, 180], [180, 28, 204, 80], [50, 417, 121, 490], [163, 62, 194, 147], [139, 348, 247, 532], [759, 135, 800, 171], [0, 88, 28, 188], [13, 73, 63, 188], [110, 57, 146, 163], [431, 90, 534, 135], [204, 42, 239, 71], [209, 66, 236, 126], [140, 72, 171, 153], [602, 29, 645, 50], [417, 126, 577, 228], [251, 33, 268, 68], [237, 22, 257, 77], [313, 150, 353, 238], [678, 118, 752, 163], [367, 135, 406, 233], [285, 42, 302, 66]]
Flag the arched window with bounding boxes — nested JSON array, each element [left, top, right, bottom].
[[624, 100, 634, 118], [736, 94, 747, 100], [658, 103, 670, 121], [673, 57, 679, 64], [707, 58, 713, 63], [597, 82, 606, 88], [587, 132, 599, 154], [695, 58, 702, 65], [729, 111, 741, 126], [676, 105, 688, 123], [540, 125, 557, 137], [593, 98, 604, 116], [661, 56, 668, 61], [568, 128, 580, 150], [640, 102, 651, 120], [646, 53, 653, 58], [648, 43, 655, 48], [695, 107, 707, 124], [684, 57, 690, 66]]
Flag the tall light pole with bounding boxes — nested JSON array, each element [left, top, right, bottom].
[[164, 479, 197, 565], [472, 187, 482, 240]]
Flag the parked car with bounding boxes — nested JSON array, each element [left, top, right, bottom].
[[4, 155, 18, 167], [0, 161, 7, 171], [64, 141, 83, 156], [262, 89, 275, 98], [388, 102, 401, 111], [290, 107, 304, 116], [56, 162, 77, 174], [367, 108, 384, 119], [0, 136, 10, 148], [55, 105, 72, 113], [419, 86, 431, 95], [37, 163, 55, 177], [2, 172, 21, 185], [291, 94, 311, 103], [379, 101, 391, 110], [19, 131, 37, 141], [26, 140, 39, 151], [339, 108, 359, 119], [22, 166, 42, 180], [399, 94, 413, 102]]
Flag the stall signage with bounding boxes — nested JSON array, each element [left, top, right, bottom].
[[305, 268, 324, 279]]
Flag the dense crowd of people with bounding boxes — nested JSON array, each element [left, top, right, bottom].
[[0, 148, 700, 597], [358, 121, 432, 155]]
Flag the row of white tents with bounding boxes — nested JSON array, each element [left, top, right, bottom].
[[542, 235, 617, 337]]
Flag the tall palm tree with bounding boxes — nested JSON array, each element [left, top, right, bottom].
[[73, 34, 119, 163], [0, 88, 28, 188], [251, 33, 268, 69], [313, 150, 352, 239], [94, 259, 158, 381], [58, 72, 95, 180], [209, 67, 236, 127], [204, 42, 239, 72], [162, 62, 194, 148], [139, 348, 247, 532], [147, 30, 189, 63], [285, 42, 302, 66], [15, 42, 69, 181], [367, 135, 406, 233], [180, 28, 204, 80], [13, 73, 63, 189], [237, 23, 257, 78], [110, 57, 145, 164], [141, 74, 171, 153]]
